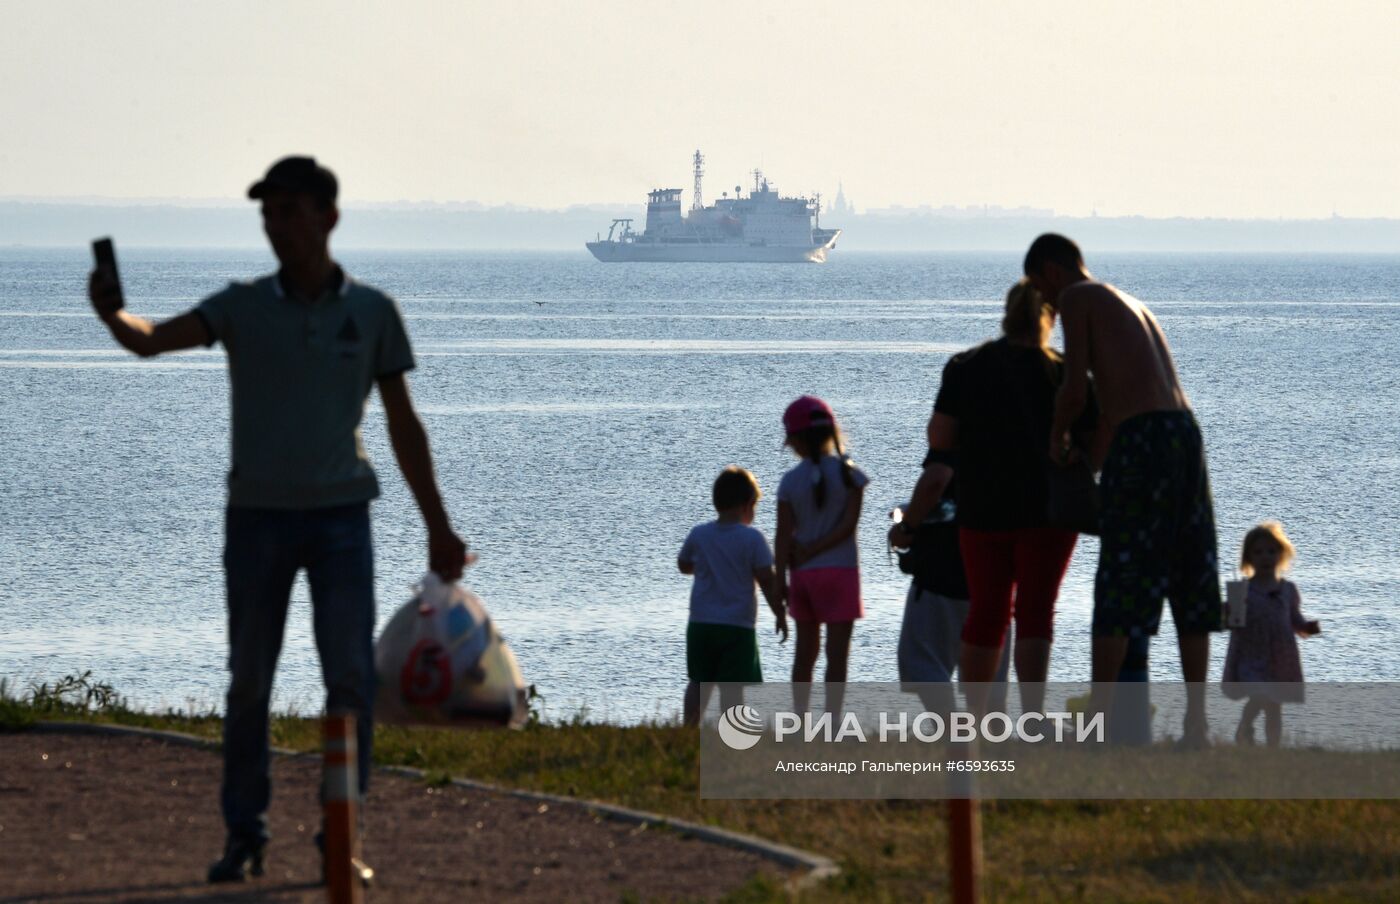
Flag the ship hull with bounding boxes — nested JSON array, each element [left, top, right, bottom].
[[587, 232, 839, 263]]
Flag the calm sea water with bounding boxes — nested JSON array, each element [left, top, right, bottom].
[[2, 248, 1398, 723]]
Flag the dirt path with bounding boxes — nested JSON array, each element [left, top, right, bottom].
[[0, 732, 790, 903]]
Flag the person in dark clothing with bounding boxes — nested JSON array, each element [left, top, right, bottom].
[[888, 448, 1010, 714], [928, 278, 1096, 715], [88, 156, 470, 881]]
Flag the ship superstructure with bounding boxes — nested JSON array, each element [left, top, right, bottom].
[[587, 151, 841, 262]]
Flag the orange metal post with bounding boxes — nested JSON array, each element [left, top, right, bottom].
[[324, 713, 364, 904], [949, 796, 982, 904]]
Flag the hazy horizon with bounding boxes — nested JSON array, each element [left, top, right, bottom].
[[6, 198, 1400, 253], [5, 1, 1399, 219], [4, 195, 1399, 223]]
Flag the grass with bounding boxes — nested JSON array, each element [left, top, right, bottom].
[[4, 676, 1398, 902]]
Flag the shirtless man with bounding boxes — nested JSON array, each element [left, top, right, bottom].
[[1025, 234, 1221, 745]]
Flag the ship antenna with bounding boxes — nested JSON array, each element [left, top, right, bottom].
[[692, 150, 704, 211]]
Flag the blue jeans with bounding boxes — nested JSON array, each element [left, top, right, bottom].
[[221, 503, 376, 844]]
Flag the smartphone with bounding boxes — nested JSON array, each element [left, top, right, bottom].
[[91, 237, 125, 309]]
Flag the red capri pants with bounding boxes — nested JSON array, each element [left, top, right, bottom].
[[958, 527, 1079, 648]]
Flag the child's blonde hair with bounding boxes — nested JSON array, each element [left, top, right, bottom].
[[1002, 277, 1054, 349], [1240, 521, 1297, 576]]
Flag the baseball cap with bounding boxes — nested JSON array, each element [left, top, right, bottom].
[[783, 395, 836, 435], [247, 156, 338, 205]]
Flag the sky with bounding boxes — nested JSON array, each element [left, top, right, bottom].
[[3, 0, 1399, 218]]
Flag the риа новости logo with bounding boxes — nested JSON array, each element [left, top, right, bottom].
[[717, 704, 764, 750]]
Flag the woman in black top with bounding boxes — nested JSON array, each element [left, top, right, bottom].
[[929, 278, 1091, 714]]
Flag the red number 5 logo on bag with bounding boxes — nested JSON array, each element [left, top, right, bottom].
[[401, 639, 452, 704]]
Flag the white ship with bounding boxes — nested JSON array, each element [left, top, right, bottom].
[[587, 151, 841, 263]]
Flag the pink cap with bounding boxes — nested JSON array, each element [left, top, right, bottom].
[[783, 395, 836, 435]]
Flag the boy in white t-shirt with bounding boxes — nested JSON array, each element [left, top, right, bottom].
[[678, 466, 788, 726]]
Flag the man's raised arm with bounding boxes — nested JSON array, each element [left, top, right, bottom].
[[1050, 290, 1091, 464], [88, 269, 210, 357]]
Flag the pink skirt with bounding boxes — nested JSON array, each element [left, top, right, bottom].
[[788, 567, 864, 623]]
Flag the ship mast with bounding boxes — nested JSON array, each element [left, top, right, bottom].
[[692, 150, 704, 211]]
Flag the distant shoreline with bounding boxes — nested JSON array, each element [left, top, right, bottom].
[[5, 200, 1400, 253], [5, 246, 1400, 258]]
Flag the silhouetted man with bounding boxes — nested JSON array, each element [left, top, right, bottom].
[[1025, 233, 1221, 747], [88, 156, 469, 880]]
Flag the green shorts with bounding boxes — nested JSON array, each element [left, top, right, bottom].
[[686, 622, 762, 683]]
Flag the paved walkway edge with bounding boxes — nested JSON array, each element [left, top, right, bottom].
[[31, 721, 840, 892]]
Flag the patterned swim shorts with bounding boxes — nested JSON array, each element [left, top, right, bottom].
[[1093, 410, 1223, 638]]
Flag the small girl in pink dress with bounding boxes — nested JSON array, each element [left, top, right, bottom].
[[1222, 521, 1321, 746]]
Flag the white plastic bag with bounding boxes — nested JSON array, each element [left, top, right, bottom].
[[374, 572, 528, 729]]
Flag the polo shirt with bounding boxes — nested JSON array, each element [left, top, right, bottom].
[[194, 267, 415, 509]]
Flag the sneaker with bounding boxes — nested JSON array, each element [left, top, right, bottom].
[[207, 836, 266, 883]]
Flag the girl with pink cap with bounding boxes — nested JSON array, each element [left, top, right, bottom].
[[776, 395, 869, 714]]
